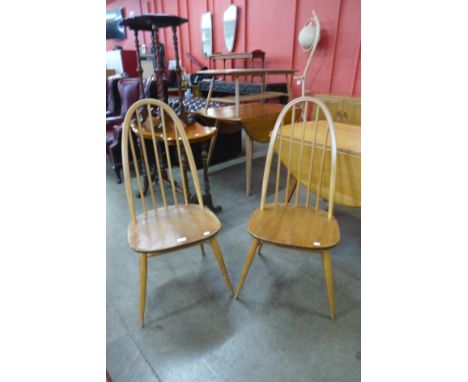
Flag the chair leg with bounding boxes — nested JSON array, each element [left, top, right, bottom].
[[139, 253, 148, 327], [322, 250, 336, 320], [235, 238, 259, 299], [209, 237, 234, 296], [200, 242, 206, 257]]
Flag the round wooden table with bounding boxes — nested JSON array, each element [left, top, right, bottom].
[[132, 118, 221, 212], [195, 103, 292, 195], [276, 120, 361, 207]]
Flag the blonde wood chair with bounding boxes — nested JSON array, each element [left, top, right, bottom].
[[122, 98, 233, 327], [234, 96, 340, 319]]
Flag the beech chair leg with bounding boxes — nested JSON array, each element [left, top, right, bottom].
[[139, 253, 148, 327], [200, 242, 206, 257], [209, 237, 234, 296], [322, 250, 336, 320], [235, 238, 259, 299]]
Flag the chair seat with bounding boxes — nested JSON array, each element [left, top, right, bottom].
[[247, 204, 340, 250], [128, 204, 222, 253]]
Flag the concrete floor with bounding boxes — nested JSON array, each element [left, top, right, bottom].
[[106, 155, 361, 382]]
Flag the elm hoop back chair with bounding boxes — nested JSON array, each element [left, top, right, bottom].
[[234, 96, 340, 319], [122, 98, 233, 327]]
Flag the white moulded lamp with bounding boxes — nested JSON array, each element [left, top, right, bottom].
[[296, 11, 321, 96]]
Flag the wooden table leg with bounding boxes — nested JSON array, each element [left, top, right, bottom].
[[245, 134, 253, 196], [181, 148, 192, 201], [201, 140, 221, 213]]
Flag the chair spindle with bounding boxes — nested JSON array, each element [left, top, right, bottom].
[[128, 127, 147, 215], [147, 105, 168, 207], [295, 101, 309, 206], [273, 119, 285, 205], [174, 127, 189, 205], [160, 109, 179, 206], [306, 106, 320, 207], [284, 105, 296, 204], [136, 108, 157, 210], [315, 128, 330, 210]]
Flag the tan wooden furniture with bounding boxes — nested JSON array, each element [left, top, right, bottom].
[[194, 67, 296, 196], [210, 91, 288, 104], [209, 50, 266, 80], [235, 96, 341, 320], [279, 120, 360, 207], [122, 99, 233, 327], [195, 103, 292, 195], [316, 94, 361, 125], [209, 51, 265, 70], [283, 94, 361, 206], [197, 68, 297, 118]]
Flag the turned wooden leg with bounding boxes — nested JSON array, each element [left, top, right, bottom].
[[245, 135, 253, 196], [235, 238, 259, 299], [209, 237, 233, 296], [200, 242, 206, 257], [139, 253, 148, 327], [322, 250, 336, 320], [201, 140, 221, 213], [181, 148, 192, 200]]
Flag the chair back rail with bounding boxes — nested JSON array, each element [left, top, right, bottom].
[[122, 99, 204, 224], [260, 96, 337, 219]]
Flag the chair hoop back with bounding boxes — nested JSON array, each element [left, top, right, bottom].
[[260, 96, 337, 219], [122, 98, 204, 224]]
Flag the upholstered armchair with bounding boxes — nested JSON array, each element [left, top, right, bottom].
[[106, 78, 140, 183], [106, 74, 125, 118]]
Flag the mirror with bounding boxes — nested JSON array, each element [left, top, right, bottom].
[[223, 5, 237, 52], [201, 12, 212, 57]]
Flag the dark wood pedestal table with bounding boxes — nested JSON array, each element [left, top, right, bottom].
[[122, 14, 221, 212], [122, 14, 186, 105]]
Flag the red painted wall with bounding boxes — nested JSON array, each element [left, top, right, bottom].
[[106, 0, 360, 97]]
